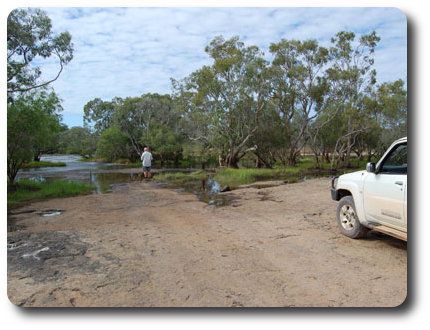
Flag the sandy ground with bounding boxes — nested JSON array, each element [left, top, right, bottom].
[[7, 178, 407, 307]]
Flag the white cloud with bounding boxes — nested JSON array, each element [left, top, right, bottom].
[[38, 7, 406, 127]]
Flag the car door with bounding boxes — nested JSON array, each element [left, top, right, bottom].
[[363, 142, 407, 230]]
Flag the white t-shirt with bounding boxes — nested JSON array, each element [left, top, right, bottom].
[[141, 151, 153, 167]]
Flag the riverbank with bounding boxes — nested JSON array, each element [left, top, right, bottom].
[[7, 179, 94, 209], [7, 177, 407, 307]]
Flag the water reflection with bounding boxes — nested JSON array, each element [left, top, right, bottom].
[[20, 154, 118, 175], [16, 154, 334, 207], [164, 177, 230, 206], [89, 172, 142, 194]]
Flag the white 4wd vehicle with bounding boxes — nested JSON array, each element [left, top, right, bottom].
[[331, 137, 407, 241]]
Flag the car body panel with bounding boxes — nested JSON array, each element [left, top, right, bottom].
[[331, 137, 407, 240], [363, 172, 406, 231]]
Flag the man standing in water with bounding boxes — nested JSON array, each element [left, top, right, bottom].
[[141, 147, 153, 179]]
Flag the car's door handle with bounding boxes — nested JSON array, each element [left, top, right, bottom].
[[395, 181, 403, 186]]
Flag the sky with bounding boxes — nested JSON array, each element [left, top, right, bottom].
[[36, 7, 407, 128]]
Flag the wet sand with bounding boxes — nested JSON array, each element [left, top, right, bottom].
[[7, 178, 407, 307]]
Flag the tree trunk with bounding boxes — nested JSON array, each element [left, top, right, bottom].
[[253, 152, 272, 169], [7, 160, 20, 185], [288, 149, 298, 166], [228, 158, 239, 169], [344, 117, 353, 168], [313, 152, 321, 169]]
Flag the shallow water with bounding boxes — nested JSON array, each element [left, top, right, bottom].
[[16, 154, 336, 207], [40, 210, 63, 217], [20, 154, 118, 174], [163, 178, 231, 206], [89, 172, 142, 194]]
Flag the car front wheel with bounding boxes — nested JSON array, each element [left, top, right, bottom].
[[336, 196, 368, 239]]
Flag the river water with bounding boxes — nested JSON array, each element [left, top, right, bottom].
[[17, 154, 334, 206], [18, 154, 130, 194], [17, 154, 228, 203], [20, 154, 116, 174]]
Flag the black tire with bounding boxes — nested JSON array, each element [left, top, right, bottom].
[[336, 196, 369, 239]]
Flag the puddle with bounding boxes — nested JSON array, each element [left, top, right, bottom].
[[164, 178, 232, 207], [158, 169, 335, 206], [40, 210, 63, 217]]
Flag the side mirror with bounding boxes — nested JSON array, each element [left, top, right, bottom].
[[366, 162, 376, 173]]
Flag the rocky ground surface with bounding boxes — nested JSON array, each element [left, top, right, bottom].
[[7, 178, 407, 307]]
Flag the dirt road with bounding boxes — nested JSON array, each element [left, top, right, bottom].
[[7, 178, 407, 307]]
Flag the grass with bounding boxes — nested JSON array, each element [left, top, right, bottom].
[[22, 161, 66, 168], [154, 156, 373, 188], [77, 157, 99, 162], [154, 170, 209, 182], [8, 179, 95, 209], [213, 167, 303, 186]]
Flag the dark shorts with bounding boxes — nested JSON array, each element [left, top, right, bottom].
[[143, 166, 151, 172]]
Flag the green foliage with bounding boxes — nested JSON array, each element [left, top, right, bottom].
[[182, 142, 217, 169], [269, 38, 330, 165], [83, 97, 122, 134], [149, 125, 183, 165], [325, 31, 382, 168], [84, 93, 184, 164], [7, 8, 73, 96], [96, 126, 131, 162], [7, 8, 73, 183], [7, 90, 63, 183], [81, 32, 406, 171], [113, 93, 177, 156], [58, 126, 97, 157], [173, 35, 272, 168]]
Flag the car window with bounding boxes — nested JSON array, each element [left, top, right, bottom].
[[379, 143, 407, 174]]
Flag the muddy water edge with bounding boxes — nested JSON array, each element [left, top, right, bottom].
[[11, 154, 338, 231]]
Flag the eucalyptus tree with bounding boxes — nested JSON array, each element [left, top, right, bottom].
[[269, 39, 330, 166], [112, 93, 176, 158], [171, 77, 217, 168], [248, 105, 286, 168], [326, 31, 380, 167], [173, 36, 272, 168], [95, 127, 131, 162], [150, 125, 184, 167], [58, 126, 98, 157], [362, 79, 407, 157], [376, 80, 407, 142], [83, 97, 123, 135], [7, 8, 73, 99]]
